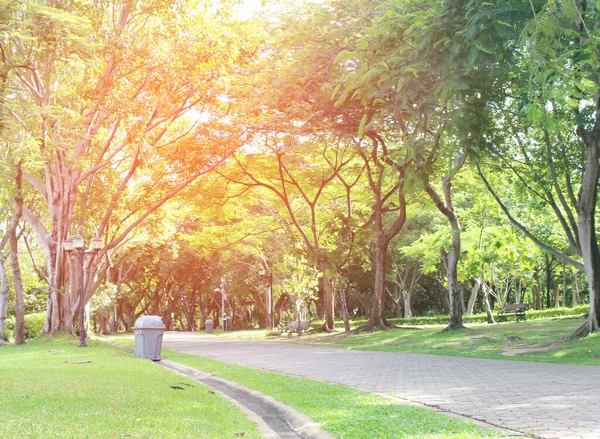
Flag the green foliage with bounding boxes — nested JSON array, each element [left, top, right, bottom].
[[5, 312, 45, 340], [90, 282, 117, 314], [279, 255, 321, 305], [24, 312, 46, 338]]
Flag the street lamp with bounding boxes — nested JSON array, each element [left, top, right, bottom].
[[259, 267, 274, 329], [63, 235, 102, 347], [214, 278, 227, 331]]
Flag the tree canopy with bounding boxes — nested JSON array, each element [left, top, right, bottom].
[[2, 0, 598, 341]]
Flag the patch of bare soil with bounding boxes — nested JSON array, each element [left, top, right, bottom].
[[502, 342, 562, 357]]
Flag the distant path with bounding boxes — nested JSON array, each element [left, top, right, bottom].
[[162, 333, 600, 439]]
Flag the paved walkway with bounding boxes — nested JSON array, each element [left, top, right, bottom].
[[162, 333, 600, 439]]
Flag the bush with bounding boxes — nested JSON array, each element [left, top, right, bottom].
[[4, 312, 46, 341], [2, 317, 13, 342], [25, 312, 46, 338], [5, 316, 14, 332]]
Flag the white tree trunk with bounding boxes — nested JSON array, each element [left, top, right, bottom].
[[572, 271, 579, 307], [466, 280, 480, 315], [482, 281, 495, 323], [402, 289, 412, 318]]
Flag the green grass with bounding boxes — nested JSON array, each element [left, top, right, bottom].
[[291, 315, 600, 365], [200, 313, 599, 365], [0, 335, 262, 439], [161, 349, 514, 439]]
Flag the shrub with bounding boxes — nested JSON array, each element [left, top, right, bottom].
[[25, 312, 46, 338], [2, 317, 14, 342], [4, 312, 46, 341]]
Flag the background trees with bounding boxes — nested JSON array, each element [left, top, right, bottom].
[[2, 0, 597, 341]]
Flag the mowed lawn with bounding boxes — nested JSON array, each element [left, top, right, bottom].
[[297, 316, 600, 365], [208, 314, 600, 365], [0, 335, 262, 439], [163, 349, 516, 439]]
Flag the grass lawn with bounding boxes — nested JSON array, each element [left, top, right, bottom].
[[104, 337, 517, 438], [209, 314, 600, 365], [161, 349, 514, 439], [297, 315, 600, 365], [0, 335, 262, 439]]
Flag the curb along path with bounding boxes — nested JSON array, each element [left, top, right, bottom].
[[107, 339, 334, 439], [162, 334, 600, 439], [158, 360, 335, 439]]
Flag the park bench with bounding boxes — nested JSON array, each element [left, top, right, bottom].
[[279, 320, 311, 336], [497, 303, 527, 322]]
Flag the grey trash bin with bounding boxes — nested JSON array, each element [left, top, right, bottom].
[[133, 315, 165, 361], [205, 319, 214, 334]]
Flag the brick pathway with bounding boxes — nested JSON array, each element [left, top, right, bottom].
[[162, 334, 600, 439]]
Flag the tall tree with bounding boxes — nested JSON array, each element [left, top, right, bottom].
[[7, 162, 25, 344], [3, 0, 257, 334], [472, 0, 600, 335], [220, 137, 357, 330]]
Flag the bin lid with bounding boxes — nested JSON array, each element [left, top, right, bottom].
[[133, 315, 165, 329]]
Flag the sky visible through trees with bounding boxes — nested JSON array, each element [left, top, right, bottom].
[[0, 0, 599, 343]]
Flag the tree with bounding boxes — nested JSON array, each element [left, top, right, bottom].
[[219, 137, 358, 330], [472, 0, 600, 335], [3, 0, 257, 334]]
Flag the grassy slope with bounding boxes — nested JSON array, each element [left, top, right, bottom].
[[0, 335, 261, 439]]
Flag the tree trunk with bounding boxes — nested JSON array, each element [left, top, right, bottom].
[[339, 284, 351, 332], [9, 230, 25, 345], [553, 283, 560, 308], [422, 159, 467, 331], [356, 134, 408, 332], [9, 163, 25, 344], [466, 280, 480, 315], [572, 271, 579, 307], [402, 288, 412, 319], [573, 133, 600, 336], [545, 254, 552, 309], [250, 289, 268, 329], [533, 270, 543, 309], [442, 213, 464, 331], [482, 281, 495, 324], [516, 278, 522, 304], [274, 293, 289, 327], [390, 284, 403, 318], [366, 241, 390, 329], [532, 283, 540, 310], [0, 253, 8, 344], [320, 263, 336, 331], [99, 310, 111, 335], [562, 265, 567, 307]]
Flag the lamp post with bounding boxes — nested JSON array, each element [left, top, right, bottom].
[[220, 278, 227, 331], [63, 235, 102, 347], [258, 267, 273, 329], [214, 278, 227, 331]]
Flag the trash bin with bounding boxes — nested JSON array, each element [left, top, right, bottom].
[[133, 315, 165, 361], [205, 319, 214, 334]]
